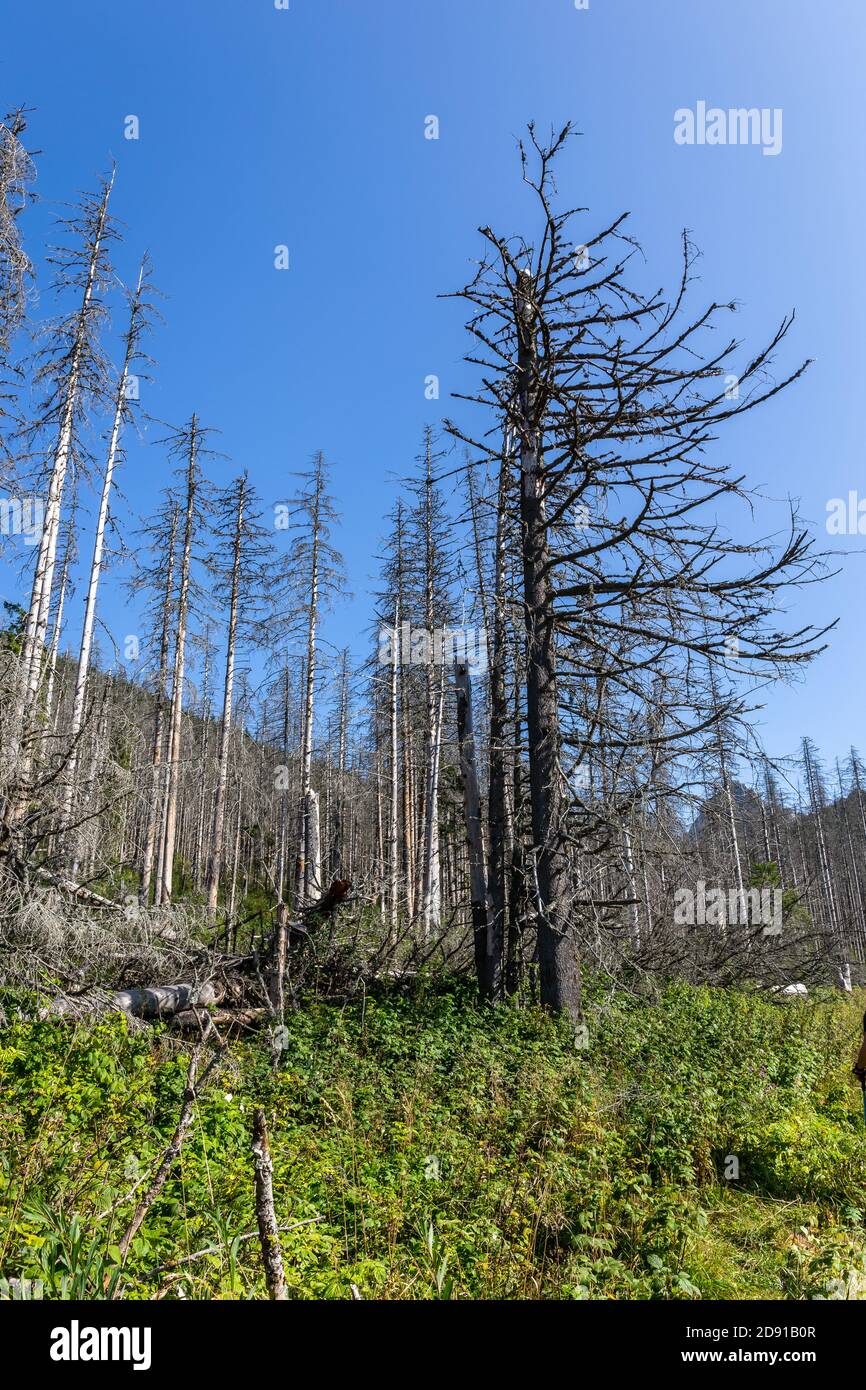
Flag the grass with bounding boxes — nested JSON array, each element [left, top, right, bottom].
[[1, 977, 865, 1299]]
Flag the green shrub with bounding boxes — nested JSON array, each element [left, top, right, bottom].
[[1, 980, 863, 1299]]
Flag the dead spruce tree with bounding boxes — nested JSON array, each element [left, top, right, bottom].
[[61, 257, 157, 858], [17, 176, 116, 720], [1, 172, 117, 866], [446, 124, 830, 1020], [0, 107, 35, 419], [204, 472, 271, 924], [134, 498, 179, 905], [155, 415, 214, 904], [278, 452, 345, 909], [373, 500, 409, 928], [407, 430, 454, 940]]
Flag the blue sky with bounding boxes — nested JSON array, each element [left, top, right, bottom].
[[3, 0, 864, 770]]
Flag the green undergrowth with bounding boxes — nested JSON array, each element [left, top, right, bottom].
[[1, 979, 864, 1299]]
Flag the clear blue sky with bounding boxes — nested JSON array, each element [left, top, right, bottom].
[[3, 0, 864, 769]]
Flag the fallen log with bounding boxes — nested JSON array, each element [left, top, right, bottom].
[[44, 981, 220, 1021], [34, 866, 116, 909]]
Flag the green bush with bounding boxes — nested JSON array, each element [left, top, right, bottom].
[[0, 980, 863, 1299]]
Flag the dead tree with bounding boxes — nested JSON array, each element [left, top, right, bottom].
[[280, 453, 344, 909], [205, 473, 269, 923], [61, 258, 156, 854], [157, 415, 213, 903], [446, 123, 831, 1017], [136, 500, 179, 905], [3, 173, 117, 856]]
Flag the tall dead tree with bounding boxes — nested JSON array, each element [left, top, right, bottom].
[[3, 174, 117, 860], [447, 123, 830, 1017], [281, 453, 344, 909], [158, 415, 212, 904], [205, 473, 269, 923], [0, 107, 35, 407], [17, 176, 115, 719], [136, 501, 179, 904], [410, 431, 452, 939], [62, 258, 155, 851]]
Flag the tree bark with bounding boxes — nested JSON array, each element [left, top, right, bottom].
[[515, 269, 580, 1021], [252, 1109, 288, 1300], [455, 659, 496, 997]]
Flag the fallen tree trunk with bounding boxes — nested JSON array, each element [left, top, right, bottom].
[[45, 981, 220, 1021], [35, 866, 116, 909]]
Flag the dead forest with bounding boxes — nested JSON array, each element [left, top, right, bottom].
[[0, 113, 862, 1038]]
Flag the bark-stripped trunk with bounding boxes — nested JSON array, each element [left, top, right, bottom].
[[44, 517, 74, 730], [7, 177, 113, 819], [296, 496, 320, 907], [62, 269, 144, 844], [803, 738, 849, 990], [159, 419, 200, 904], [275, 663, 291, 902], [421, 664, 444, 939], [140, 506, 179, 904], [387, 600, 400, 929], [332, 650, 348, 877], [18, 180, 112, 714], [206, 478, 246, 922], [420, 442, 442, 938]]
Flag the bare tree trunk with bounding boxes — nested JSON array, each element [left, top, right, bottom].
[[16, 176, 114, 737], [252, 1109, 288, 1300], [206, 479, 246, 922], [455, 659, 496, 997], [515, 270, 580, 1021], [421, 664, 444, 939], [420, 442, 443, 938], [486, 437, 511, 998], [140, 507, 179, 904], [803, 738, 849, 990], [160, 418, 201, 904], [297, 517, 319, 906], [508, 632, 527, 996], [304, 788, 321, 904], [44, 515, 74, 730], [387, 601, 400, 929], [332, 650, 348, 877], [62, 267, 146, 844], [193, 640, 213, 894], [275, 662, 291, 902]]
